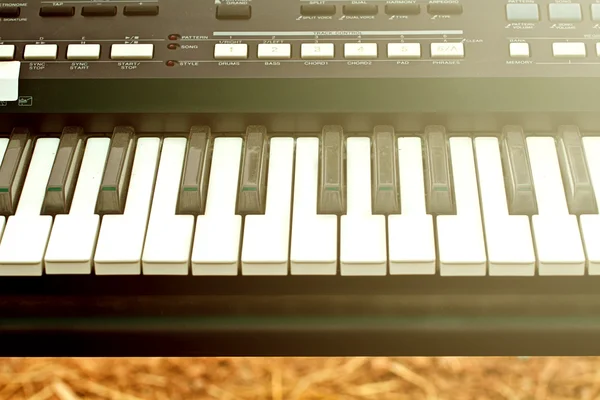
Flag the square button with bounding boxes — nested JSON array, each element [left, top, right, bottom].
[[506, 4, 539, 22], [387, 43, 421, 59], [301, 43, 334, 59], [257, 43, 291, 59], [0, 45, 15, 60], [214, 43, 248, 60], [549, 3, 582, 22], [509, 43, 530, 58], [344, 43, 378, 59]]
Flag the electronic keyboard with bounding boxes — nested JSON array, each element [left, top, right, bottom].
[[4, 0, 600, 357]]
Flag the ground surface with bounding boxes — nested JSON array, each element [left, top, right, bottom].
[[0, 357, 598, 400]]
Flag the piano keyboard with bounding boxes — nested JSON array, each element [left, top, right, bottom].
[[1, 124, 600, 278]]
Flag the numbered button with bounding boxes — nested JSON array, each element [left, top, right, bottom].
[[214, 43, 248, 60], [344, 43, 378, 59], [301, 43, 335, 59], [387, 43, 421, 59], [257, 43, 291, 60]]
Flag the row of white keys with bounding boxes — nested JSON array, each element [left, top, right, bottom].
[[290, 138, 337, 275], [527, 137, 585, 275], [44, 138, 111, 274], [142, 137, 193, 275], [94, 138, 160, 275], [437, 137, 487, 276], [474, 137, 535, 276], [0, 138, 58, 275]]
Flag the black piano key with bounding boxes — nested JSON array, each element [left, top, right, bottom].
[[237, 126, 268, 215], [371, 125, 400, 215], [424, 126, 454, 215], [0, 128, 33, 216], [96, 126, 135, 214], [42, 127, 85, 215], [556, 125, 597, 215], [177, 126, 211, 215], [318, 125, 345, 215], [500, 126, 538, 215]]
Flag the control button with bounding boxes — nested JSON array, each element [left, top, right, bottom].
[[214, 43, 248, 60], [110, 44, 154, 60], [300, 4, 336, 16], [549, 3, 582, 22], [387, 43, 421, 59], [0, 7, 20, 18], [124, 5, 159, 16], [301, 43, 335, 59], [430, 42, 465, 58], [385, 4, 420, 15], [343, 4, 378, 16], [257, 43, 291, 60], [39, 6, 75, 17], [509, 43, 530, 58], [67, 44, 101, 60], [0, 45, 15, 61], [553, 42, 586, 58], [427, 3, 463, 15], [344, 43, 378, 59], [216, 4, 251, 20], [82, 6, 117, 16], [596, 43, 600, 57], [24, 44, 58, 60], [506, 4, 539, 22], [592, 4, 600, 21]]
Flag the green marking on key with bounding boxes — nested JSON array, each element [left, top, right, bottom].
[[242, 187, 258, 192], [102, 186, 117, 192], [47, 187, 62, 192], [0, 188, 8, 193], [325, 187, 340, 191], [183, 187, 198, 192]]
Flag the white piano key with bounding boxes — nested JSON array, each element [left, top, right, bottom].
[[437, 137, 487, 276], [44, 138, 110, 274], [242, 138, 295, 275], [340, 137, 387, 275], [527, 136, 585, 275], [579, 137, 600, 274], [94, 138, 160, 275], [388, 137, 435, 274], [143, 137, 193, 275], [474, 137, 535, 276], [191, 137, 243, 275], [290, 138, 337, 275], [0, 138, 59, 276]]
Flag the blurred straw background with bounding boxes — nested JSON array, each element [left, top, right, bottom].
[[1, 357, 600, 400]]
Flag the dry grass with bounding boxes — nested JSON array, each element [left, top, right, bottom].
[[1, 357, 599, 400]]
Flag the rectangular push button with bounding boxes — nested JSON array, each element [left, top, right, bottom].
[[549, 3, 582, 22], [506, 4, 539, 21], [385, 4, 420, 15], [431, 42, 464, 58], [124, 5, 159, 16], [343, 4, 378, 16], [0, 45, 15, 61], [214, 43, 248, 60], [110, 44, 154, 60], [216, 4, 251, 19], [39, 6, 74, 17], [593, 4, 600, 21], [258, 43, 291, 59], [388, 43, 421, 58], [301, 43, 334, 59], [24, 44, 58, 61], [553, 42, 586, 58], [82, 6, 117, 16], [0, 61, 20, 102], [0, 7, 20, 18], [67, 44, 101, 60], [301, 4, 336, 16], [427, 3, 463, 15], [344, 43, 377, 59]]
